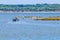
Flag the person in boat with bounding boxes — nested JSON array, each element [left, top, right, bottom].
[[13, 16, 19, 22]]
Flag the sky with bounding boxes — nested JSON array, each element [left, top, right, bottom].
[[0, 0, 60, 4]]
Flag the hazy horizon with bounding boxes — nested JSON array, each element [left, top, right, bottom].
[[0, 0, 60, 4]]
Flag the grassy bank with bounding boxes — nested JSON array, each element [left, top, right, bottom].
[[31, 16, 60, 20], [20, 16, 60, 20]]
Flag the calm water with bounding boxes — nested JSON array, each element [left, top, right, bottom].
[[0, 13, 60, 40]]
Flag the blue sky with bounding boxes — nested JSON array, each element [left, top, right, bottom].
[[0, 0, 60, 4]]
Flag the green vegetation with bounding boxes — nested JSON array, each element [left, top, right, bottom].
[[0, 4, 60, 11]]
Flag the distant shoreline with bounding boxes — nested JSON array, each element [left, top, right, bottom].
[[0, 11, 60, 13]]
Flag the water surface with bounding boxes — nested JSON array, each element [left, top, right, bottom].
[[0, 13, 60, 40]]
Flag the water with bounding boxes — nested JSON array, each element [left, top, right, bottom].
[[0, 13, 60, 40]]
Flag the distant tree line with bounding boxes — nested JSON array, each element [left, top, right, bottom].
[[0, 4, 60, 11]]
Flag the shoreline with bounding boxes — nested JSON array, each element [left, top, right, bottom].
[[0, 11, 60, 13]]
